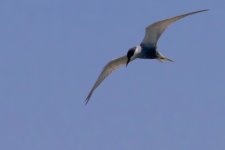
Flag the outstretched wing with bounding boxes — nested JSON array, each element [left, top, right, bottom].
[[141, 9, 208, 48], [85, 55, 128, 104]]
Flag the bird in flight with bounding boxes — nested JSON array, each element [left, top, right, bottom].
[[85, 9, 208, 104]]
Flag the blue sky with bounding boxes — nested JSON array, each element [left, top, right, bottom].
[[0, 0, 225, 150]]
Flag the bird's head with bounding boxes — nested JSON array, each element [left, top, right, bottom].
[[126, 46, 141, 65], [126, 48, 135, 66]]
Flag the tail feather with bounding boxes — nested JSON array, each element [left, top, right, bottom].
[[157, 51, 174, 62]]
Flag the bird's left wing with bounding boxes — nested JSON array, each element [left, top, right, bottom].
[[85, 55, 128, 104], [141, 9, 208, 48]]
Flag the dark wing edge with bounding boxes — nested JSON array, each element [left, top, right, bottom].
[[141, 9, 209, 47], [85, 55, 127, 105]]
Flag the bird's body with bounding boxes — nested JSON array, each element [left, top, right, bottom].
[[138, 44, 157, 59], [85, 9, 208, 104]]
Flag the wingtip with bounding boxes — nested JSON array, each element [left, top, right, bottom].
[[188, 9, 209, 15], [197, 9, 210, 13], [85, 97, 90, 105], [202, 9, 210, 12], [85, 92, 92, 105]]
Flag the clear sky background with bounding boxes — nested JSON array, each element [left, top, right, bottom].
[[0, 0, 225, 150]]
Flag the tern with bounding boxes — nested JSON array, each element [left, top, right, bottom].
[[85, 9, 208, 104]]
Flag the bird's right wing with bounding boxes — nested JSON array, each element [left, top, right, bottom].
[[85, 55, 128, 104], [141, 9, 208, 48]]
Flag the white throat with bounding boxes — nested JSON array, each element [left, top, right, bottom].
[[131, 45, 142, 60]]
